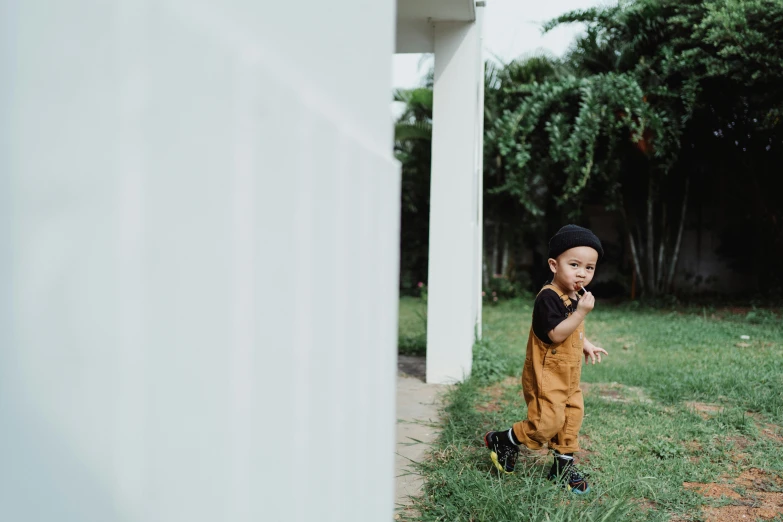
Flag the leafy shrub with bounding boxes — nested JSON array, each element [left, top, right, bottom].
[[483, 274, 532, 305], [471, 339, 511, 385], [744, 308, 779, 325], [398, 333, 427, 356]]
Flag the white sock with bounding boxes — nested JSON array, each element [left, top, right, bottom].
[[507, 428, 520, 446]]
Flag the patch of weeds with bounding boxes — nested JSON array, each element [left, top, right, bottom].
[[743, 307, 780, 325], [714, 408, 757, 436], [471, 339, 517, 385], [398, 334, 427, 356], [648, 439, 685, 460]]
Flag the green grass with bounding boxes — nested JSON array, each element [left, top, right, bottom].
[[398, 296, 427, 355], [398, 299, 783, 521]]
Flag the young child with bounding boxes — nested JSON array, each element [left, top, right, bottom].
[[484, 225, 608, 494]]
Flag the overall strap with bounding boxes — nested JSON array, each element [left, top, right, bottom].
[[538, 284, 574, 310]]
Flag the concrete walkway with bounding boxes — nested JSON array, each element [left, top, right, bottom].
[[394, 356, 447, 515]]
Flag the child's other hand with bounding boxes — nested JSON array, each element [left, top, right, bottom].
[[583, 342, 608, 365], [577, 291, 595, 315]]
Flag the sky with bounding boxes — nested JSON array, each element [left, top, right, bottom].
[[393, 0, 607, 89]]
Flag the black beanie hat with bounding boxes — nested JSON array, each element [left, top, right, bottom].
[[548, 224, 604, 261]]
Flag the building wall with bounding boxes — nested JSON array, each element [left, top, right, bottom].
[[0, 1, 400, 521], [672, 209, 757, 295], [582, 205, 756, 296]]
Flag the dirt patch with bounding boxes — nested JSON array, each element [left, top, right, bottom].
[[685, 468, 783, 521], [724, 435, 751, 451], [702, 503, 782, 522], [684, 482, 742, 500], [575, 433, 597, 463], [734, 468, 783, 491], [475, 402, 502, 413], [476, 376, 519, 413], [742, 411, 783, 444], [752, 416, 783, 445], [634, 500, 658, 513], [727, 451, 751, 464], [686, 401, 723, 419], [582, 382, 651, 404], [397, 355, 426, 381], [580, 433, 595, 450], [761, 425, 783, 444], [722, 435, 752, 464]]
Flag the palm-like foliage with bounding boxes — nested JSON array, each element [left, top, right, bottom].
[[393, 87, 434, 291], [393, 88, 433, 146]]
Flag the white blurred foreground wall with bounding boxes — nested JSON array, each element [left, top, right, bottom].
[[0, 1, 400, 520]]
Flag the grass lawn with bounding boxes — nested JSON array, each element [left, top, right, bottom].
[[398, 298, 783, 521], [398, 296, 427, 356]]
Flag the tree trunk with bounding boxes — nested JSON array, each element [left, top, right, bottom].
[[665, 177, 690, 291], [646, 175, 656, 293], [628, 230, 645, 292], [492, 222, 500, 276], [501, 238, 509, 277], [655, 206, 667, 292], [483, 223, 491, 288], [619, 195, 645, 293]]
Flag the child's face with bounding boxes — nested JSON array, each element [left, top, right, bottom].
[[548, 246, 599, 293]]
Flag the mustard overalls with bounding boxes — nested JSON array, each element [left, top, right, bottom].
[[512, 284, 585, 454]]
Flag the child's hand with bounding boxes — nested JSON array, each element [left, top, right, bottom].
[[576, 291, 595, 316], [583, 340, 608, 365]]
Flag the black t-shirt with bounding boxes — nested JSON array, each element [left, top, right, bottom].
[[532, 289, 578, 344]]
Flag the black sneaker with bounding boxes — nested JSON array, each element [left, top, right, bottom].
[[548, 454, 590, 494], [484, 431, 519, 474]]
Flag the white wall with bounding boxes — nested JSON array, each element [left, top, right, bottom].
[[0, 1, 400, 521]]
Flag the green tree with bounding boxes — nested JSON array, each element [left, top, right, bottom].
[[668, 0, 783, 293], [483, 54, 572, 286], [394, 87, 433, 291], [488, 0, 783, 296]]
